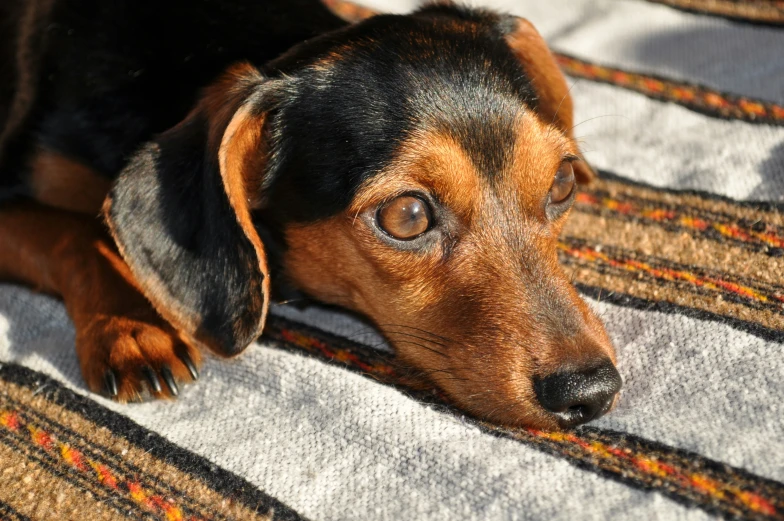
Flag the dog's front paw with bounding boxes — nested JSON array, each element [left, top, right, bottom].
[[74, 312, 201, 401]]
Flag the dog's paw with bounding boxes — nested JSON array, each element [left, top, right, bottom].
[[75, 312, 201, 401]]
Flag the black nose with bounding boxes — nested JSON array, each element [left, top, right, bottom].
[[534, 360, 622, 428]]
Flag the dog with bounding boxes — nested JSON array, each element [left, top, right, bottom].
[[0, 0, 621, 430]]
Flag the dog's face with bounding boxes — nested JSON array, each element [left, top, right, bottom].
[[106, 6, 620, 430]]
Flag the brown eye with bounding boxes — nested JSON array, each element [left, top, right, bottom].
[[377, 195, 432, 240], [550, 161, 576, 205]]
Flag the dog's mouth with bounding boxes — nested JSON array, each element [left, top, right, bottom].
[[389, 333, 622, 431]]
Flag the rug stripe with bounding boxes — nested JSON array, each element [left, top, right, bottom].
[[0, 364, 307, 521], [566, 210, 781, 285], [322, 0, 784, 126], [0, 501, 32, 521], [0, 389, 248, 518], [0, 433, 145, 520], [0, 396, 237, 521], [261, 316, 784, 521], [564, 173, 784, 341], [575, 174, 784, 257], [0, 402, 257, 521], [574, 190, 784, 258], [644, 0, 784, 25], [559, 236, 783, 322], [555, 53, 784, 125]]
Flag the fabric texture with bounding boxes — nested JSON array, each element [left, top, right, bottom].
[[1, 0, 783, 520]]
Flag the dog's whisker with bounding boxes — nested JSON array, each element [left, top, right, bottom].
[[548, 77, 581, 136], [377, 323, 457, 345], [386, 332, 477, 359], [379, 324, 479, 353], [384, 330, 449, 349], [388, 338, 450, 359], [271, 298, 309, 305], [463, 389, 494, 402], [405, 369, 470, 383], [569, 113, 628, 133]]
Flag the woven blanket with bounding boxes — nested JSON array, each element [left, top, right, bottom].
[[1, 0, 783, 519]]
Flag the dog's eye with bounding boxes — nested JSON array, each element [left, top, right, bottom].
[[550, 161, 576, 205], [377, 195, 432, 240]]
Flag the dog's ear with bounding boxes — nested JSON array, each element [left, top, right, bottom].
[[104, 63, 281, 356], [503, 17, 595, 183], [321, 0, 378, 23]]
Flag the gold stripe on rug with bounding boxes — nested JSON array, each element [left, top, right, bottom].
[[564, 174, 784, 340], [0, 376, 284, 521], [646, 0, 784, 25], [261, 317, 784, 520], [321, 0, 784, 126]]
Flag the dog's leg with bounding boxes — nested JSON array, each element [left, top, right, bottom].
[[0, 201, 200, 400]]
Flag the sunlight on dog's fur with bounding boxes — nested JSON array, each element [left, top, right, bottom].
[[0, 0, 620, 430]]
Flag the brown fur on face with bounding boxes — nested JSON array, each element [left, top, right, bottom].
[[284, 110, 615, 430], [504, 17, 596, 184], [276, 10, 616, 429]]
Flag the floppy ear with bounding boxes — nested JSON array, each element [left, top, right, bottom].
[[504, 17, 596, 183], [321, 0, 378, 23], [104, 63, 280, 356]]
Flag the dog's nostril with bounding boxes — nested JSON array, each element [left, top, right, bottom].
[[534, 359, 622, 429]]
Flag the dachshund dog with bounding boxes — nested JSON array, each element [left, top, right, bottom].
[[0, 0, 621, 430]]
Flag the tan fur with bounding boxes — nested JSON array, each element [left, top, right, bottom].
[[103, 63, 272, 355], [505, 17, 596, 183], [29, 149, 111, 214], [0, 201, 200, 401], [284, 118, 615, 430]]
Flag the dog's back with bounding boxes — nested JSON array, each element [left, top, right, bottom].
[[0, 0, 345, 189]]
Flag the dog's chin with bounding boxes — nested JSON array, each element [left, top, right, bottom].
[[425, 373, 560, 431], [455, 393, 561, 431]]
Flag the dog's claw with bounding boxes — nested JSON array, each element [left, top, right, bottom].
[[160, 366, 179, 397], [104, 370, 118, 397], [179, 352, 199, 381], [142, 366, 162, 393]]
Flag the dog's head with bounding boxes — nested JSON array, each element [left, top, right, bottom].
[[105, 5, 620, 430]]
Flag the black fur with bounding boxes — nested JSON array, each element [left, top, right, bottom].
[[1, 0, 540, 355], [108, 119, 267, 354], [266, 10, 538, 222]]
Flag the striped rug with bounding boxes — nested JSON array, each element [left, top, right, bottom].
[[0, 364, 303, 521], [1, 0, 782, 520]]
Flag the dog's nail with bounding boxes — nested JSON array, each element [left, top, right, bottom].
[[143, 366, 162, 393], [104, 370, 118, 397], [160, 366, 179, 397], [179, 352, 199, 381]]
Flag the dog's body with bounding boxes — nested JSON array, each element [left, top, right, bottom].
[[0, 0, 343, 191], [0, 0, 621, 430]]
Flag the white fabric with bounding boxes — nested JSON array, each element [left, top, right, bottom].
[[0, 286, 718, 521], [572, 82, 784, 201]]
